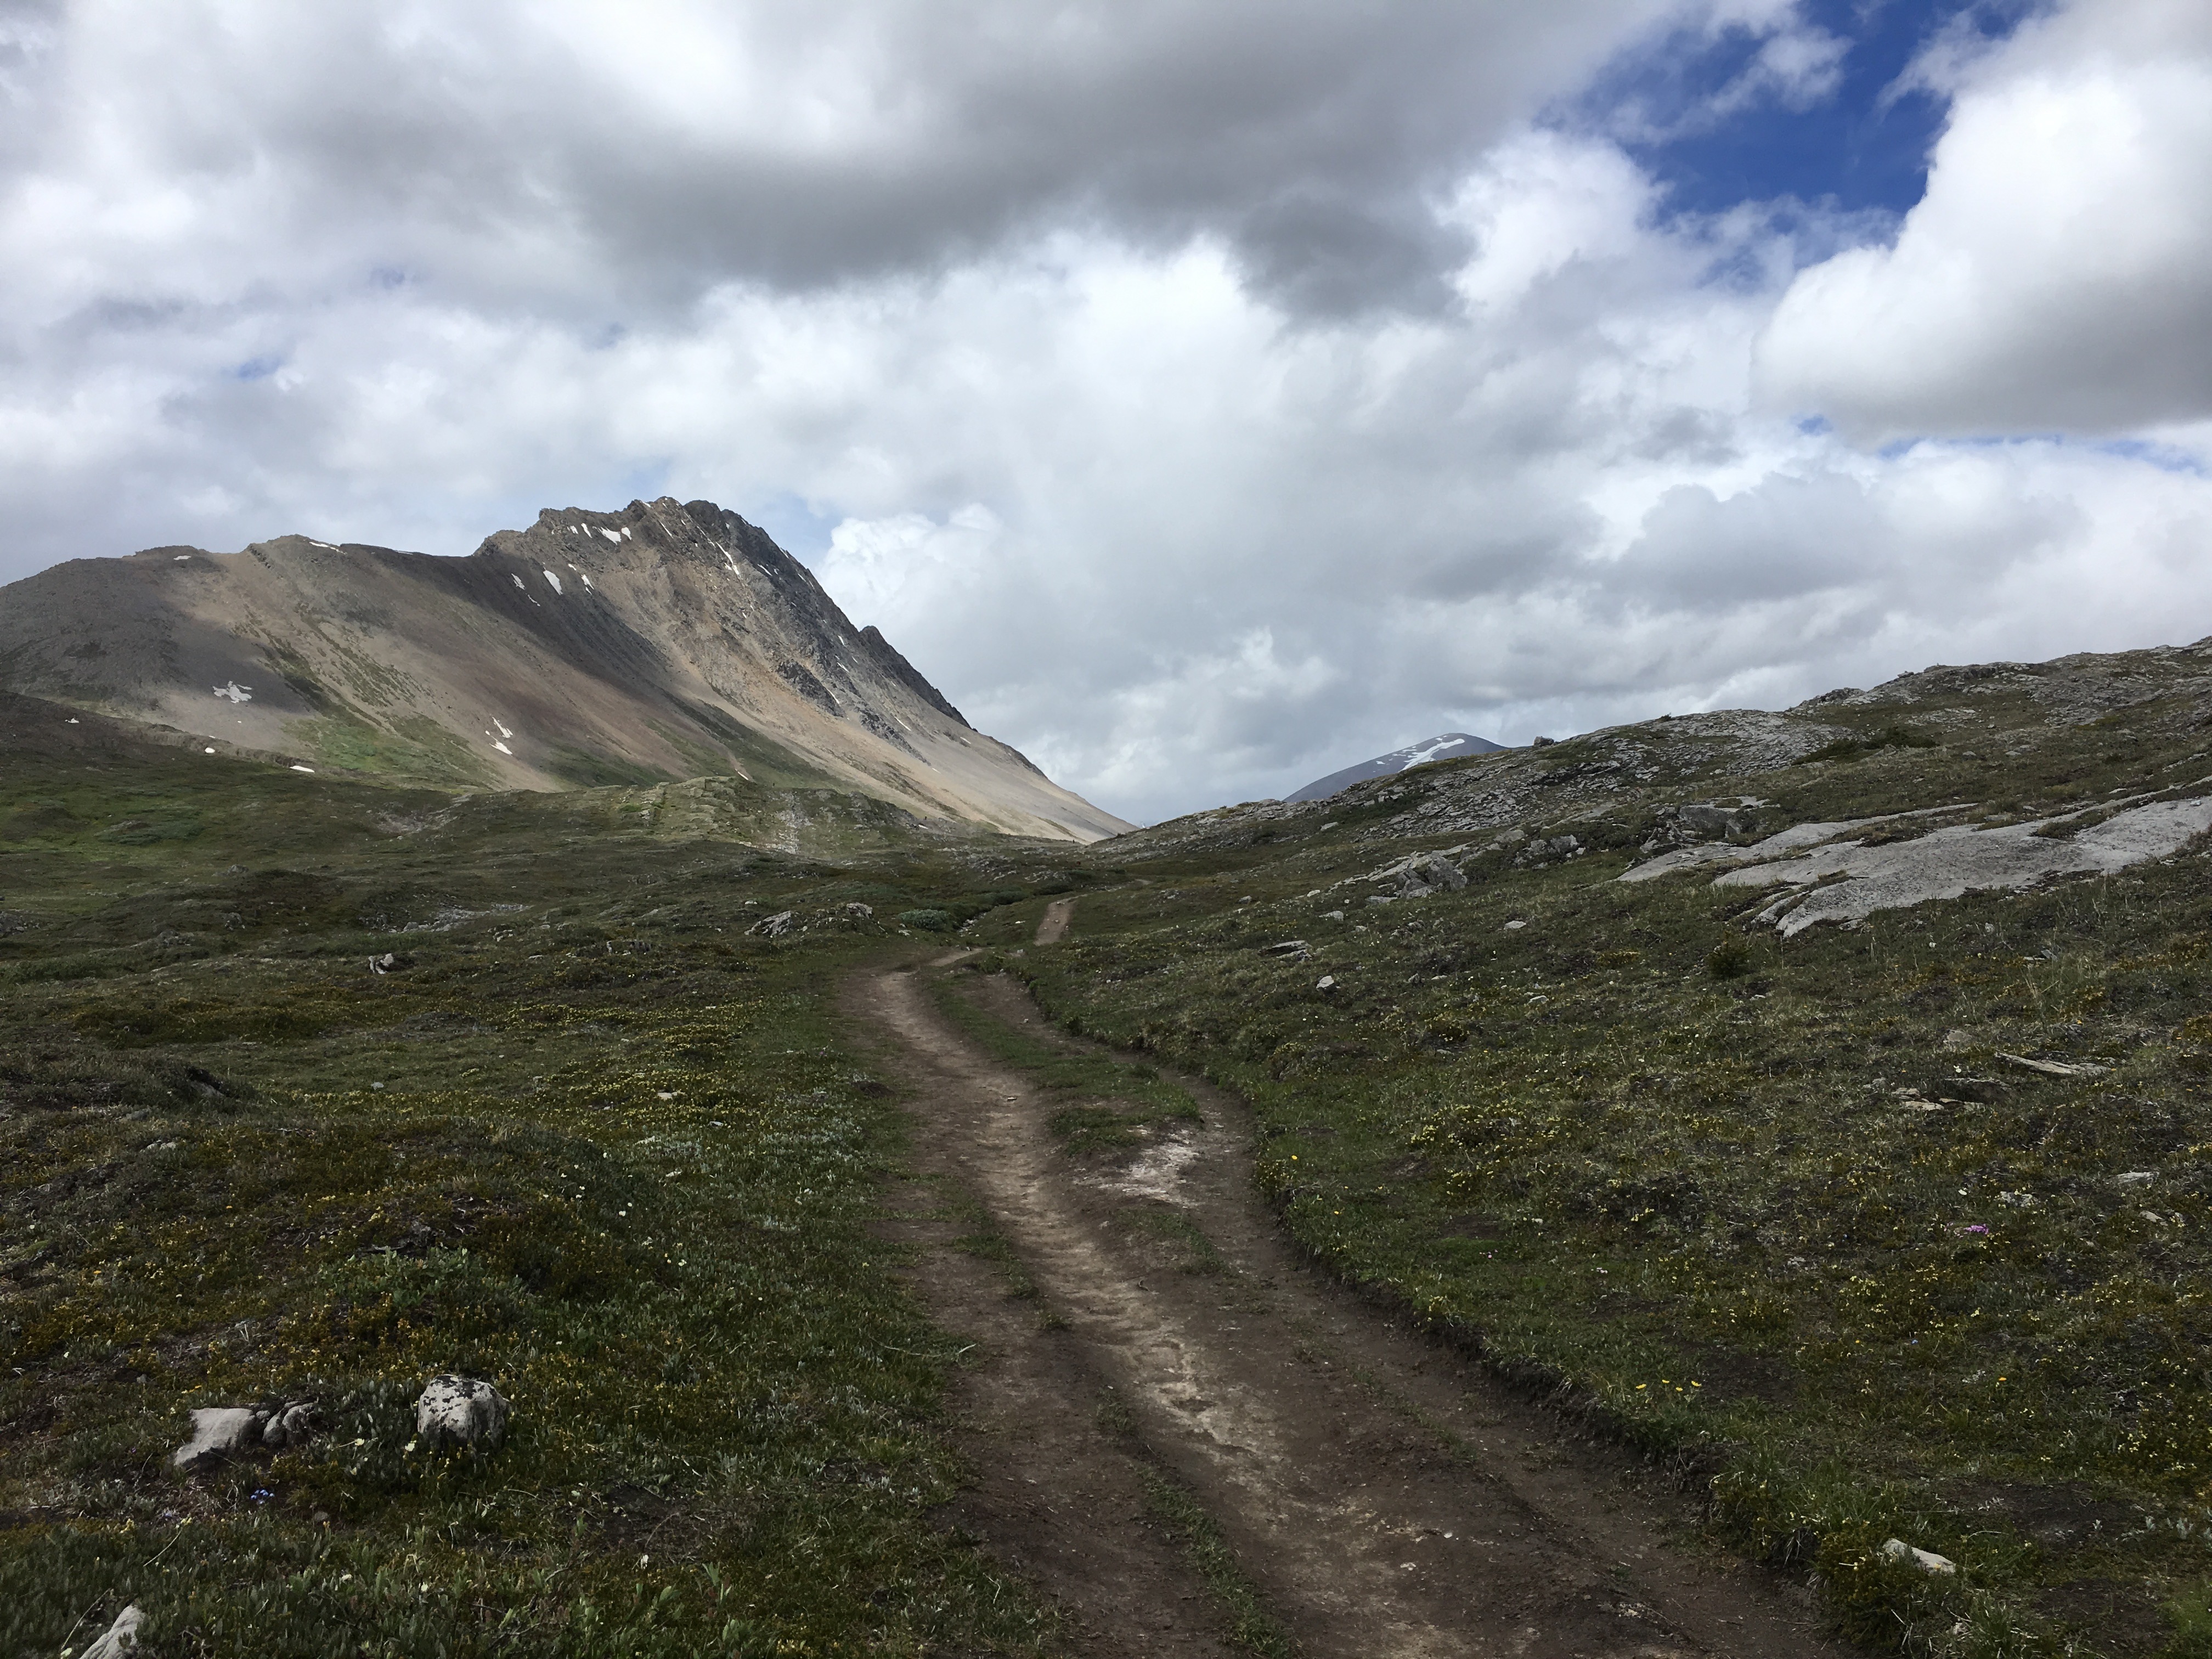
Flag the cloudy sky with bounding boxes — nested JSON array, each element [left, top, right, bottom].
[[3, 0, 2209, 823]]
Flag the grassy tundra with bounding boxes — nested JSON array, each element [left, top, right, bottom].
[[8, 636, 2212, 1656]]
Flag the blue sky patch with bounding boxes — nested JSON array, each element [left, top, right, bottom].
[[1570, 1, 2040, 221]]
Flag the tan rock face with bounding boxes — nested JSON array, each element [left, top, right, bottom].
[[0, 498, 1129, 842]]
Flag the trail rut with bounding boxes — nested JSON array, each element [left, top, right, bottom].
[[851, 958, 1847, 1659]]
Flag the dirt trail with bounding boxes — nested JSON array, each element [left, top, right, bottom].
[[1036, 896, 1077, 944], [851, 961, 1846, 1659]]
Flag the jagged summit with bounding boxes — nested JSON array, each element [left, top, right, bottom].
[[0, 496, 1129, 842]]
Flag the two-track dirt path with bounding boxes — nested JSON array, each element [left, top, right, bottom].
[[849, 957, 1847, 1659]]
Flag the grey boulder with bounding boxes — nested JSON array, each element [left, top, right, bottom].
[[415, 1375, 509, 1450], [1396, 854, 1467, 897]]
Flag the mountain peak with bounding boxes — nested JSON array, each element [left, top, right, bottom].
[[0, 503, 1126, 841]]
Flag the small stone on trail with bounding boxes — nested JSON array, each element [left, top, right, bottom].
[[1880, 1538, 1957, 1575], [82, 1604, 145, 1658], [415, 1375, 509, 1450]]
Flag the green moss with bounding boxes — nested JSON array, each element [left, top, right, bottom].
[[0, 766, 1073, 1656]]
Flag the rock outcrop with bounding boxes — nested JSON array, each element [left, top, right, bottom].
[[1624, 794, 2212, 935]]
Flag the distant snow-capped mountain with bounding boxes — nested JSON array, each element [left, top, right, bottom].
[[1285, 732, 1506, 803]]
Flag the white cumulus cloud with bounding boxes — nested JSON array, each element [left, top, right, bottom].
[[1756, 0, 2212, 437]]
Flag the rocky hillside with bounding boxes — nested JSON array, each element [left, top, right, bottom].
[[0, 498, 1127, 843], [1127, 640, 2212, 885], [974, 633, 2212, 1651]]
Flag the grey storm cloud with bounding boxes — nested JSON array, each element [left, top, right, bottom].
[[1610, 475, 1891, 612], [0, 0, 1669, 315]]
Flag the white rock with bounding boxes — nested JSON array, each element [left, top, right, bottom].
[[748, 910, 797, 938], [1880, 1538, 1957, 1575], [1504, 919, 1526, 930], [2117, 1170, 2157, 1187], [415, 1375, 509, 1450], [1316, 975, 1336, 991], [172, 1407, 259, 1470], [82, 1604, 145, 1658]]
